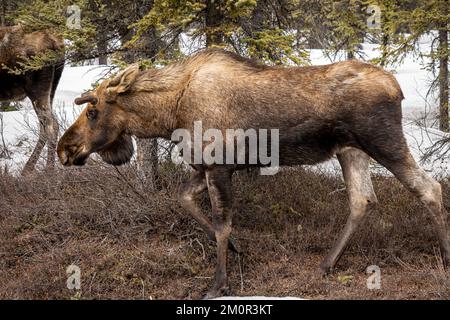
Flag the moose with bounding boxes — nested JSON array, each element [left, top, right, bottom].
[[0, 25, 64, 173], [58, 49, 450, 298]]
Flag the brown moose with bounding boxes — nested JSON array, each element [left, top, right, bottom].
[[58, 49, 450, 299], [0, 25, 64, 173]]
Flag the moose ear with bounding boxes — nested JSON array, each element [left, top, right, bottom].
[[105, 64, 140, 101]]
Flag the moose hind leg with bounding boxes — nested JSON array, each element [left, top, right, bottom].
[[373, 151, 450, 266], [204, 167, 234, 299], [320, 147, 378, 274]]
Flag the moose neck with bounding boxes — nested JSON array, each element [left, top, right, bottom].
[[118, 63, 194, 140], [119, 88, 185, 139], [118, 91, 177, 140]]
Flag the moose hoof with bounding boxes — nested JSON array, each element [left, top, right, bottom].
[[203, 286, 232, 300], [318, 262, 333, 277]]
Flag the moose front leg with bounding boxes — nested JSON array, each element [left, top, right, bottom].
[[179, 169, 215, 239], [24, 68, 57, 173], [45, 109, 59, 169], [179, 169, 239, 253], [204, 167, 234, 299], [22, 105, 47, 174]]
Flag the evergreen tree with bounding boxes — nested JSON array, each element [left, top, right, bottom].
[[129, 0, 307, 65], [379, 0, 449, 131], [4, 1, 448, 131]]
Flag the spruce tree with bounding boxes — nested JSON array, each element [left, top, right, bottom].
[[379, 0, 449, 131]]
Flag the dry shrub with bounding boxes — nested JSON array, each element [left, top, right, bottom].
[[0, 162, 449, 299]]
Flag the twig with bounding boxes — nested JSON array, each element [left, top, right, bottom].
[[113, 166, 147, 201], [194, 238, 206, 260], [237, 253, 244, 292], [0, 113, 11, 159]]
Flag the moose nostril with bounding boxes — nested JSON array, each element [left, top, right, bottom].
[[69, 145, 78, 153], [59, 150, 70, 165]]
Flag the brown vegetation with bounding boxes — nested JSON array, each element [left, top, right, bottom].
[[0, 164, 449, 299]]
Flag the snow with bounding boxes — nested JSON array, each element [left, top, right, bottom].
[[0, 37, 449, 177]]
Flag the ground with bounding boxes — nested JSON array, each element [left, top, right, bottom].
[[0, 167, 449, 299]]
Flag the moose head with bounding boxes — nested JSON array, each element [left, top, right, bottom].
[[57, 65, 141, 166]]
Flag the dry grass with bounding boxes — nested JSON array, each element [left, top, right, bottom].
[[0, 162, 449, 300]]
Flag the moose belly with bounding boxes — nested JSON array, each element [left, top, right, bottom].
[[0, 72, 27, 102], [278, 142, 337, 166], [227, 121, 356, 169], [278, 120, 355, 166]]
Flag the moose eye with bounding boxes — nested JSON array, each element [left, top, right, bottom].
[[86, 108, 98, 120]]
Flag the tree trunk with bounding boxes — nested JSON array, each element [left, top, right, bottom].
[[346, 48, 354, 60], [97, 35, 108, 65], [438, 28, 449, 132], [136, 138, 159, 186], [205, 0, 224, 47], [0, 0, 5, 26], [380, 33, 389, 67], [118, 27, 135, 63]]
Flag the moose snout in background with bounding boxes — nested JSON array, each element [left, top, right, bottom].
[[58, 49, 450, 299]]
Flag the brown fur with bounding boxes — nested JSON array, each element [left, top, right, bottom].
[[58, 49, 450, 298], [0, 25, 64, 173]]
